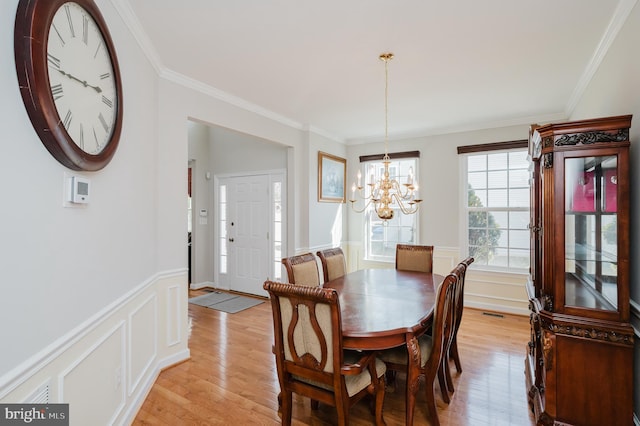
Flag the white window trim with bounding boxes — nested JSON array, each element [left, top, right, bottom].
[[458, 148, 530, 274]]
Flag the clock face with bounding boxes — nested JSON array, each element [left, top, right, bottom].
[[47, 2, 117, 155]]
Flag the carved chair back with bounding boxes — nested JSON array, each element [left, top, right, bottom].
[[395, 244, 434, 273], [264, 280, 386, 425], [317, 247, 347, 283], [281, 252, 320, 286]]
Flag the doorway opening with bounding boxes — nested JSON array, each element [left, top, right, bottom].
[[216, 171, 286, 297]]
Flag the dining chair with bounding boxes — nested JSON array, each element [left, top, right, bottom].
[[316, 247, 346, 282], [263, 280, 387, 426], [377, 266, 460, 426], [395, 244, 434, 273], [281, 252, 320, 286], [447, 256, 475, 376]]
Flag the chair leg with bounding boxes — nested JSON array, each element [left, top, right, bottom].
[[385, 369, 396, 386], [437, 360, 451, 404], [405, 373, 418, 426], [424, 371, 441, 426], [450, 338, 462, 373], [443, 356, 455, 394], [405, 337, 421, 426], [335, 397, 349, 426], [374, 375, 386, 426], [280, 390, 293, 426]]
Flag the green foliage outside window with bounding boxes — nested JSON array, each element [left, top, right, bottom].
[[468, 184, 501, 264]]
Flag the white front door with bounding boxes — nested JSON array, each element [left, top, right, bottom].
[[219, 174, 269, 296]]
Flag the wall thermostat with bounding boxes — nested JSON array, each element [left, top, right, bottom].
[[70, 176, 90, 204]]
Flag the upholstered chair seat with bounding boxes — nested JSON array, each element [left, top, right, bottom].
[[295, 351, 387, 397]]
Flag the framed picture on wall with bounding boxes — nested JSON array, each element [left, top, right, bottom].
[[318, 151, 346, 203]]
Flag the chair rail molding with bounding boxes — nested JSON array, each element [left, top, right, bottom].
[[0, 269, 190, 426]]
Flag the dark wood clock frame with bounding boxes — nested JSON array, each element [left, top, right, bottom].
[[14, 0, 123, 171]]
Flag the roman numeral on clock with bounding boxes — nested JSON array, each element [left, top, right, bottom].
[[102, 96, 113, 108], [79, 123, 85, 150], [98, 113, 109, 133], [82, 15, 89, 45], [63, 110, 73, 130], [47, 53, 61, 69], [64, 4, 75, 38], [52, 23, 65, 46], [51, 84, 64, 101]]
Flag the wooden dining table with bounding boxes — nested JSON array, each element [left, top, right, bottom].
[[323, 268, 444, 351], [324, 268, 444, 425]]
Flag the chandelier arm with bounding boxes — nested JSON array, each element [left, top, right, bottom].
[[389, 192, 419, 215], [349, 198, 374, 214]]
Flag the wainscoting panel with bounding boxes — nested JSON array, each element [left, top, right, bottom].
[[464, 270, 529, 315], [59, 322, 126, 425], [128, 294, 157, 397], [166, 284, 182, 347], [0, 270, 190, 425]]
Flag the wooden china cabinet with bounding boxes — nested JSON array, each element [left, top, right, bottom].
[[525, 115, 634, 425]]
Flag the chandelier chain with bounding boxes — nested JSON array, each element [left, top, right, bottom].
[[382, 53, 390, 159]]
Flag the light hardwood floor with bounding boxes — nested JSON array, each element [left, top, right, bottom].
[[133, 289, 535, 425]]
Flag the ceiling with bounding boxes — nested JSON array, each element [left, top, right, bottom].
[[118, 0, 630, 143]]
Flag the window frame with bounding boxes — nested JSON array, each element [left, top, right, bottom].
[[458, 140, 530, 273]]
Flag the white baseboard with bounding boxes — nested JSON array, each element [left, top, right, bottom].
[[190, 281, 214, 290], [465, 300, 529, 317], [120, 348, 190, 425]]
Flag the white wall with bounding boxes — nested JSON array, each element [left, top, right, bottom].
[[209, 125, 288, 175], [308, 133, 348, 253], [0, 0, 188, 423]]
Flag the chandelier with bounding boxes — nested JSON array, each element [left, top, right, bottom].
[[349, 53, 422, 221]]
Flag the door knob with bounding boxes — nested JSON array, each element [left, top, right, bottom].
[[229, 238, 234, 242]]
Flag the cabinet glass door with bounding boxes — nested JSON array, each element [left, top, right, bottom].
[[564, 155, 618, 311]]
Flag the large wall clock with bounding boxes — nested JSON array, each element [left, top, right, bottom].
[[15, 0, 123, 171]]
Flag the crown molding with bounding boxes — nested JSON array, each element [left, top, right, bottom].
[[109, 0, 163, 75], [160, 68, 305, 131], [345, 111, 568, 146], [112, 0, 634, 146], [565, 0, 638, 116]]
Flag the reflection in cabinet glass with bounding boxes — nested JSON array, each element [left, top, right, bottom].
[[564, 155, 618, 311]]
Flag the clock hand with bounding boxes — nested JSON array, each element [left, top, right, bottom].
[[54, 68, 103, 93]]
